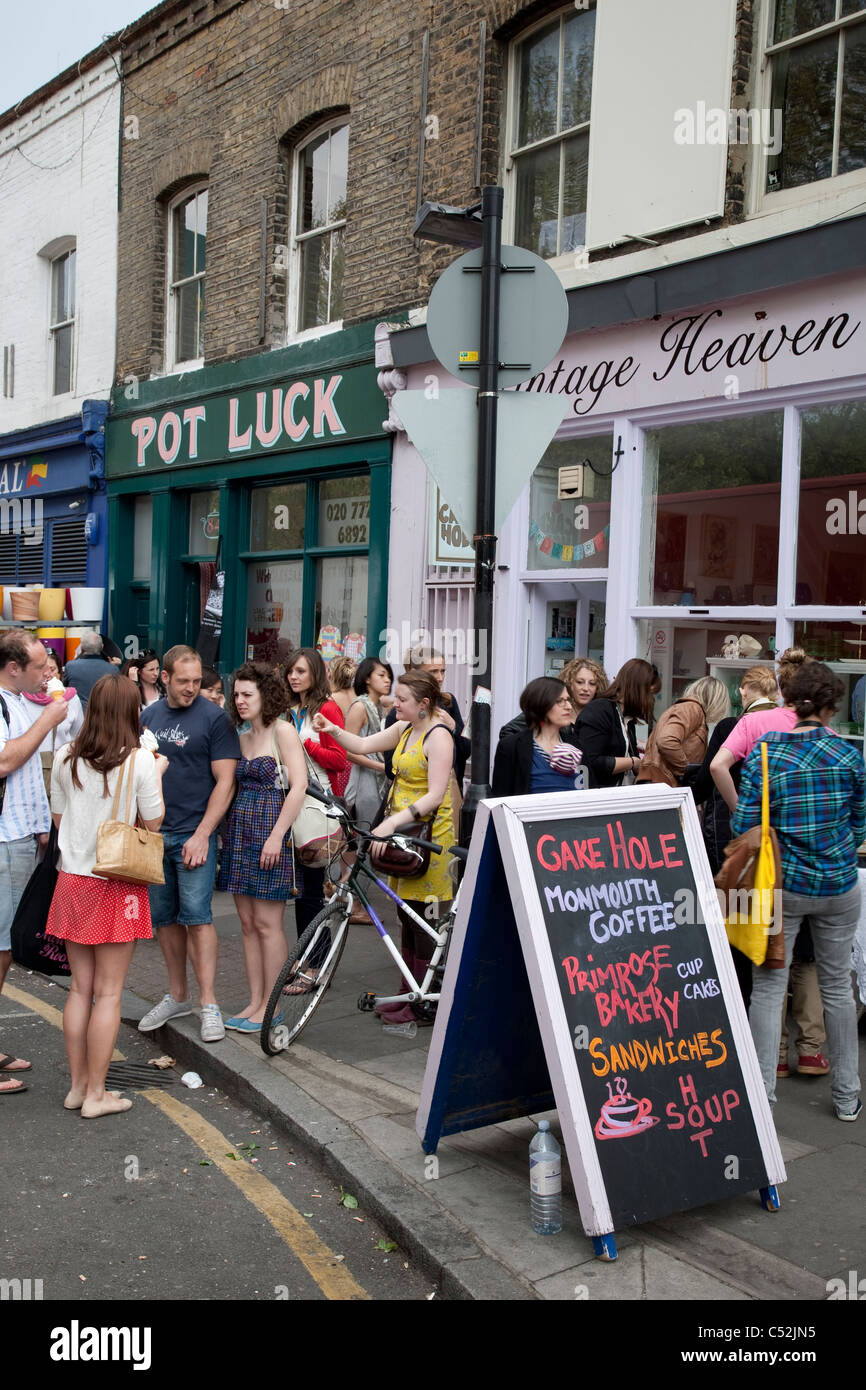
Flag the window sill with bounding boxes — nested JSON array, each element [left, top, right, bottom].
[[285, 320, 344, 348]]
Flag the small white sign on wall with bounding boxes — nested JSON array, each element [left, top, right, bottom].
[[429, 482, 475, 566]]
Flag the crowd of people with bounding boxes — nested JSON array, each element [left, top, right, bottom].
[[0, 629, 861, 1127]]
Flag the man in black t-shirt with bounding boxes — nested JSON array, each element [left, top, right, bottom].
[[138, 646, 239, 1042]]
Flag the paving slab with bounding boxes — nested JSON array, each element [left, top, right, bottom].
[[534, 1244, 751, 1301]]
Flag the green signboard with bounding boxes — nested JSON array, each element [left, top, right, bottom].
[[106, 362, 384, 478]]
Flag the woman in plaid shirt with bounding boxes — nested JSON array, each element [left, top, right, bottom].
[[731, 662, 865, 1122]]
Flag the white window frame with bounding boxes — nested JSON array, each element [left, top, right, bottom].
[[49, 245, 76, 397], [287, 119, 348, 344], [166, 183, 207, 373], [503, 2, 596, 266], [750, 0, 866, 217]]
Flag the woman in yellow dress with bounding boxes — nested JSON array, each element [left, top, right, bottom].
[[312, 668, 455, 1023]]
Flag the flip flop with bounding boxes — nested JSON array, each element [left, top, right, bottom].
[[283, 971, 318, 996], [0, 1054, 32, 1073], [0, 1077, 28, 1095]]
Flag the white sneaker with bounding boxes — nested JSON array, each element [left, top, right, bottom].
[[200, 1004, 225, 1043], [138, 993, 192, 1032]]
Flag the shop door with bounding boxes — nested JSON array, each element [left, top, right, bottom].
[[527, 580, 607, 682]]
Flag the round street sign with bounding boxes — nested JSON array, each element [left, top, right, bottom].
[[426, 244, 569, 388]]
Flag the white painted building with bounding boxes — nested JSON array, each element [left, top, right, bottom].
[[0, 55, 120, 430]]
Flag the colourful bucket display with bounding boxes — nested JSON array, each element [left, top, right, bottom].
[[37, 588, 67, 621], [37, 628, 67, 666]]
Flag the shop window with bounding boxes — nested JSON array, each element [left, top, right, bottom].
[[250, 483, 305, 551], [639, 413, 783, 606], [246, 559, 304, 668], [187, 489, 220, 557], [507, 5, 596, 259], [766, 1, 866, 193], [50, 248, 75, 395], [796, 400, 866, 605], [318, 474, 369, 549], [167, 186, 207, 369], [134, 496, 153, 579], [291, 121, 348, 336], [638, 617, 776, 721], [793, 618, 866, 747], [315, 555, 368, 660], [527, 434, 612, 570]]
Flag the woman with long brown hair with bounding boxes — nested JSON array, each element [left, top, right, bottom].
[[47, 675, 167, 1118], [574, 658, 660, 787]]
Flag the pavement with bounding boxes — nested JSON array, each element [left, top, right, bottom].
[[43, 882, 866, 1303]]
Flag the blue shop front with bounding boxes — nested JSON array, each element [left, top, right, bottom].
[[0, 399, 109, 621]]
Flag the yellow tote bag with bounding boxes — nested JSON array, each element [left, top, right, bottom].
[[724, 743, 779, 967]]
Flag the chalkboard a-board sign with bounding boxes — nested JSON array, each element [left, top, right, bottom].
[[417, 787, 785, 1238]]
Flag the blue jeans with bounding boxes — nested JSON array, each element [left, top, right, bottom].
[[0, 837, 37, 951], [148, 832, 218, 929], [749, 884, 861, 1111]]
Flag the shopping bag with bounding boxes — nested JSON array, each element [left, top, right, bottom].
[[715, 743, 785, 968], [10, 826, 70, 977]]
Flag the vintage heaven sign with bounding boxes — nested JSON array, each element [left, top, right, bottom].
[[417, 787, 785, 1245]]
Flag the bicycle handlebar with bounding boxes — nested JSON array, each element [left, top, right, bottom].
[[302, 783, 446, 855]]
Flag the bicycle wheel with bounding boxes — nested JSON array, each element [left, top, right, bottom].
[[260, 899, 350, 1055]]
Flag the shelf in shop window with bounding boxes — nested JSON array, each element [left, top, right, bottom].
[[2, 619, 101, 628]]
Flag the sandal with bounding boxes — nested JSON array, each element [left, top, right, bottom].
[[283, 970, 319, 996], [0, 1077, 28, 1095], [0, 1054, 32, 1073]]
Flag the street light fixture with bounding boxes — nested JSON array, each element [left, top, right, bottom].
[[414, 200, 483, 248]]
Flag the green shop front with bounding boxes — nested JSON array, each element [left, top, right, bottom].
[[105, 330, 390, 672]]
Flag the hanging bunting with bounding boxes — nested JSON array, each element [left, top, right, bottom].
[[528, 519, 611, 562]]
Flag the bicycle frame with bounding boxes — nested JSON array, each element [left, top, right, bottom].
[[328, 846, 462, 1007]]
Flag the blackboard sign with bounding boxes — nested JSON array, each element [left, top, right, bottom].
[[417, 787, 785, 1238]]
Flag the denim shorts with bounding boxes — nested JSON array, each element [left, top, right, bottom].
[[148, 831, 218, 929], [0, 837, 38, 951]]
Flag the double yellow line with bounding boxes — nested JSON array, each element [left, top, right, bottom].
[[5, 982, 368, 1301]]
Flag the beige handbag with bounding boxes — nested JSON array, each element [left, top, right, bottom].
[[93, 752, 165, 886]]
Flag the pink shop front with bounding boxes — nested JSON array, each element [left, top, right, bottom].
[[385, 268, 866, 758]]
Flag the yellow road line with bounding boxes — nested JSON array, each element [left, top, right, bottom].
[[7, 980, 368, 1302], [144, 1088, 369, 1301], [4, 981, 125, 1059]]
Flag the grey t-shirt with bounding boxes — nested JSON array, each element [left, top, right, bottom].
[[140, 695, 240, 836]]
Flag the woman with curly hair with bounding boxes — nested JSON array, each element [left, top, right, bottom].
[[559, 656, 608, 712], [216, 663, 307, 1031]]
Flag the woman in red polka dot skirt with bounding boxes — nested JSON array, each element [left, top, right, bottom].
[[48, 675, 167, 1118]]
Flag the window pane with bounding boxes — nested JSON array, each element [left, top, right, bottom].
[[796, 401, 866, 605], [53, 324, 73, 394], [329, 226, 344, 321], [318, 475, 370, 548], [527, 435, 612, 571], [250, 483, 306, 551], [637, 618, 774, 722], [173, 196, 196, 281], [561, 133, 589, 253], [195, 190, 207, 272], [176, 280, 203, 361], [133, 496, 153, 579], [773, 0, 836, 42], [561, 8, 595, 129], [246, 559, 304, 668], [188, 490, 220, 555], [517, 18, 560, 146], [328, 124, 349, 223], [841, 0, 866, 15], [514, 142, 560, 258], [839, 22, 866, 173], [298, 233, 330, 330], [640, 414, 783, 605], [792, 620, 866, 745], [51, 251, 74, 324], [315, 555, 368, 659], [768, 36, 838, 189], [298, 130, 331, 232]]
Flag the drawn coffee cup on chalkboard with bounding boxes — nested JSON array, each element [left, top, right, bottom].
[[594, 1076, 660, 1141]]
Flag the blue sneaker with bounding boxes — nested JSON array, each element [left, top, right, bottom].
[[224, 1017, 249, 1031], [835, 1098, 862, 1122], [227, 1018, 262, 1033]]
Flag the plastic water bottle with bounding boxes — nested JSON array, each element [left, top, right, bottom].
[[529, 1120, 562, 1235]]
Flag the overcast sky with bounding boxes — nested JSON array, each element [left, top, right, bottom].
[[1, 0, 157, 113]]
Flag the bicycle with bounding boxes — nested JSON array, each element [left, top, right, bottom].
[[260, 787, 466, 1055]]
